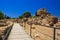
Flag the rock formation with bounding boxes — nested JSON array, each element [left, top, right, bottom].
[[26, 8, 58, 27], [55, 21, 60, 27], [35, 8, 58, 26], [36, 8, 50, 18]]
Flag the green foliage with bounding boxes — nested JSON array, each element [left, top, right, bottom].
[[5, 16, 11, 19], [19, 16, 23, 19], [0, 11, 5, 19], [35, 12, 37, 16], [22, 12, 31, 18], [19, 12, 31, 19]]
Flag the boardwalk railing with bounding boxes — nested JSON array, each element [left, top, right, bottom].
[[3, 24, 13, 40], [19, 21, 60, 40], [53, 27, 60, 40]]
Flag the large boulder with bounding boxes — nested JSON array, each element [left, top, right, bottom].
[[47, 16, 58, 24], [41, 16, 58, 26], [27, 8, 58, 27], [55, 21, 60, 27]]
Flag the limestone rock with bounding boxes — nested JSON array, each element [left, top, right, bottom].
[[55, 21, 60, 27], [41, 16, 58, 26], [27, 8, 58, 27], [36, 8, 50, 18], [47, 16, 58, 24]]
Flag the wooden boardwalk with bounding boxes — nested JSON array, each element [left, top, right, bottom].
[[7, 23, 34, 40]]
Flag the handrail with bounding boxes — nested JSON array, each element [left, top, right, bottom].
[[3, 24, 13, 40], [27, 23, 60, 40]]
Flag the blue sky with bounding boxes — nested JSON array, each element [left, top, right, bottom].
[[0, 0, 60, 18]]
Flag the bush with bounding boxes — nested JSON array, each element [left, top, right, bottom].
[[0, 11, 5, 19], [19, 16, 23, 19], [22, 12, 31, 18]]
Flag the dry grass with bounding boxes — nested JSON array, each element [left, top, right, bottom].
[[0, 21, 13, 37], [20, 23, 60, 40]]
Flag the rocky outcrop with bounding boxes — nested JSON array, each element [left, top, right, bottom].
[[27, 8, 58, 27], [19, 8, 59, 27], [36, 8, 50, 18], [41, 16, 58, 26], [54, 21, 60, 27], [35, 8, 58, 26]]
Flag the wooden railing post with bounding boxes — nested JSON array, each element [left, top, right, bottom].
[[24, 21, 26, 30], [30, 21, 32, 37], [53, 28, 56, 40]]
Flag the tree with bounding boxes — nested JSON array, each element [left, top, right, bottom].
[[6, 16, 11, 19], [35, 12, 39, 16], [19, 16, 23, 19], [5, 15, 11, 19], [22, 12, 31, 18], [0, 11, 5, 19]]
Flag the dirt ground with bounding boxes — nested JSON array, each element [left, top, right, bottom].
[[0, 21, 13, 38], [20, 23, 60, 40]]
